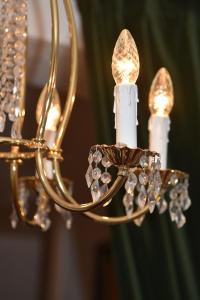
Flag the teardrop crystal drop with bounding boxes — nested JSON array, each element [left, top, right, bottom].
[[0, 111, 6, 132], [91, 180, 101, 202], [11, 118, 22, 139]]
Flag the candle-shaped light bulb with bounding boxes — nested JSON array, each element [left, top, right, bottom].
[[36, 85, 61, 132], [36, 86, 61, 179], [149, 67, 174, 117], [148, 68, 174, 169], [112, 29, 140, 85]]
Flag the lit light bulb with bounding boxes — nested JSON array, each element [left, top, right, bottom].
[[149, 68, 174, 117], [36, 85, 61, 131], [111, 29, 140, 85]]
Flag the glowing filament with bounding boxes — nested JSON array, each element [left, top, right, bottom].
[[111, 29, 140, 85], [149, 68, 174, 117]]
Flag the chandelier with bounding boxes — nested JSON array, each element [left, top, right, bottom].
[[0, 0, 191, 232]]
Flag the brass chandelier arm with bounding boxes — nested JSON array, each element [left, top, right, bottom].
[[55, 0, 78, 148], [36, 0, 59, 141], [36, 149, 126, 212], [33, 0, 112, 213], [10, 160, 38, 227], [53, 158, 150, 224]]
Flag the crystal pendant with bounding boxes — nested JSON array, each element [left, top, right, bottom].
[[100, 184, 112, 207], [92, 167, 101, 180], [85, 165, 93, 188], [125, 172, 137, 195], [154, 171, 162, 187], [101, 172, 112, 184], [139, 155, 148, 169], [182, 197, 191, 211], [170, 174, 178, 186], [102, 156, 112, 168], [148, 192, 156, 214], [91, 180, 101, 202], [0, 111, 6, 132], [65, 212, 73, 230], [18, 182, 29, 215], [134, 215, 145, 227], [10, 206, 19, 229], [123, 193, 134, 216], [88, 152, 93, 164], [139, 172, 148, 185], [137, 185, 147, 208], [100, 183, 108, 195], [169, 188, 178, 201], [169, 202, 179, 222], [11, 118, 22, 139], [40, 217, 51, 232], [176, 211, 186, 228], [54, 205, 73, 230], [93, 150, 102, 163], [157, 197, 168, 214], [155, 159, 161, 170]]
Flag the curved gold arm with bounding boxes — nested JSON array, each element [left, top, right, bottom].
[[36, 0, 59, 140], [10, 160, 38, 227], [36, 149, 126, 212], [34, 0, 119, 212], [34, 0, 135, 215], [53, 158, 150, 224], [55, 0, 78, 148]]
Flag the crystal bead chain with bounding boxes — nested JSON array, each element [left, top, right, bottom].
[[0, 0, 27, 137], [85, 148, 113, 203]]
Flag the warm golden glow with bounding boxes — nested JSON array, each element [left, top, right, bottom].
[[36, 85, 61, 131], [111, 29, 140, 85], [149, 67, 174, 117]]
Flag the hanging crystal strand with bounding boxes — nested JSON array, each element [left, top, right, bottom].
[[156, 194, 168, 214], [0, 0, 27, 137], [168, 174, 191, 228], [137, 169, 148, 209], [91, 148, 102, 202], [133, 154, 148, 226], [123, 170, 137, 216], [148, 155, 161, 214], [0, 1, 7, 132], [180, 179, 191, 211], [85, 151, 93, 188], [85, 148, 113, 204], [18, 180, 29, 216], [101, 156, 112, 206]]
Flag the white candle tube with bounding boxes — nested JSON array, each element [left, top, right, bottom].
[[114, 84, 138, 149], [43, 130, 57, 179], [148, 115, 170, 169]]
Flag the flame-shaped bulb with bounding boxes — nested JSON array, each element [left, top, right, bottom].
[[36, 85, 61, 132], [149, 68, 174, 117], [111, 29, 140, 85]]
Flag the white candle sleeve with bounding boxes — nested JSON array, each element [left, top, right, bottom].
[[114, 84, 138, 149], [148, 115, 170, 169], [43, 130, 57, 179]]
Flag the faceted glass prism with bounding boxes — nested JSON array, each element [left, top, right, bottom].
[[91, 180, 101, 202], [85, 165, 93, 188]]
